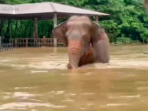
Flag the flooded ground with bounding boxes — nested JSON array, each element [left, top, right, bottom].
[[0, 45, 148, 111]]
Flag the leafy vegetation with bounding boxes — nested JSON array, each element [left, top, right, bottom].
[[0, 0, 148, 44]]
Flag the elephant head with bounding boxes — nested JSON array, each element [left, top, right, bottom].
[[52, 15, 110, 69]]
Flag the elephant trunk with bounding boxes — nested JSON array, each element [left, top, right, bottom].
[[68, 40, 83, 69]]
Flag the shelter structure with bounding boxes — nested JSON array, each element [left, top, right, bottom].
[[144, 0, 148, 9], [0, 2, 109, 47]]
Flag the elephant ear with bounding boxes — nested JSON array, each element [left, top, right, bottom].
[[52, 21, 68, 46], [91, 21, 110, 63]]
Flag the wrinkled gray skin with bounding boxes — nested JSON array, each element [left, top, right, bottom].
[[52, 15, 110, 69]]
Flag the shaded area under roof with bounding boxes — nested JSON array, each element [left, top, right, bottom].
[[0, 2, 109, 20]]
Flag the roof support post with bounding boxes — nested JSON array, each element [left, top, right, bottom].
[[34, 18, 38, 46], [95, 16, 99, 23], [53, 13, 57, 47], [0, 19, 1, 37]]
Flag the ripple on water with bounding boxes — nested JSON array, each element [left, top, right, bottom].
[[1, 59, 148, 70], [1, 92, 41, 101], [62, 98, 75, 102], [55, 91, 65, 95], [0, 59, 10, 63], [106, 103, 129, 107], [80, 93, 95, 95], [0, 102, 67, 110], [28, 61, 67, 69], [30, 70, 48, 73], [12, 92, 41, 98], [135, 81, 148, 84], [14, 86, 38, 90], [108, 95, 141, 99], [137, 87, 148, 90]]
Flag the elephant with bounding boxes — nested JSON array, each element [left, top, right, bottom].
[[52, 15, 110, 69]]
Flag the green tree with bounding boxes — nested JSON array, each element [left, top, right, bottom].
[[0, 0, 148, 44]]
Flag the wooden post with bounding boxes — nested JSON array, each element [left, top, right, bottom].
[[0, 19, 1, 37], [34, 18, 38, 46], [0, 36, 1, 51], [95, 16, 99, 23], [15, 39, 17, 47], [53, 13, 57, 47], [26, 38, 28, 47], [0, 36, 1, 45]]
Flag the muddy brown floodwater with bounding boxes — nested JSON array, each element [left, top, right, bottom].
[[0, 45, 148, 111]]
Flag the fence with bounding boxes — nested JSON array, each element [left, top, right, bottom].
[[0, 37, 66, 52], [0, 37, 13, 52], [0, 43, 13, 52], [9, 38, 65, 47]]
